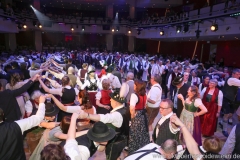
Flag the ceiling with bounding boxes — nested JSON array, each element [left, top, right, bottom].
[[13, 0, 183, 10]]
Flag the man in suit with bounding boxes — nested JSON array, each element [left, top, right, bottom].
[[171, 74, 190, 118], [152, 99, 179, 145]]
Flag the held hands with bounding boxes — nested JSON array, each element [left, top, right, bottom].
[[72, 112, 80, 120], [78, 110, 88, 119]]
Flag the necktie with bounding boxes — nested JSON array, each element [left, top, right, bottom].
[[174, 89, 179, 109]]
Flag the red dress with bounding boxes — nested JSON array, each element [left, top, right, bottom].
[[201, 87, 219, 136], [97, 90, 112, 114]]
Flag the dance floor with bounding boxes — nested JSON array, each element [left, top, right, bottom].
[[23, 69, 233, 159]]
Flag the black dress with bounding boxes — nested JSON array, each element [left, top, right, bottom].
[[57, 87, 76, 122]]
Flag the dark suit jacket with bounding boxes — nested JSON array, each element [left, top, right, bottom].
[[172, 83, 190, 117], [0, 80, 33, 122]]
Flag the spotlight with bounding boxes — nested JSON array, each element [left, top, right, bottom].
[[176, 26, 181, 33], [211, 24, 218, 31], [82, 25, 85, 31], [30, 5, 32, 7], [38, 24, 42, 28], [160, 31, 164, 36], [71, 27, 74, 31], [112, 28, 115, 32], [128, 30, 131, 34], [23, 24, 27, 29]]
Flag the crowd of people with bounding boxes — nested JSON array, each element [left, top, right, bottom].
[[0, 49, 240, 160]]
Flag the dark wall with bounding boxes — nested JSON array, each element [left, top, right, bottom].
[[137, 39, 240, 67], [0, 33, 5, 46], [16, 31, 34, 46]]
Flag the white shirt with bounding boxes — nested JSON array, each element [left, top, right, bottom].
[[64, 139, 90, 160], [200, 88, 223, 106], [99, 105, 124, 128], [147, 84, 162, 108], [228, 77, 240, 87], [156, 112, 180, 136], [25, 100, 39, 114], [16, 103, 45, 134], [107, 73, 121, 89], [167, 72, 178, 89], [151, 64, 160, 76], [120, 81, 132, 98], [49, 85, 79, 97], [191, 77, 201, 86], [81, 79, 100, 91]]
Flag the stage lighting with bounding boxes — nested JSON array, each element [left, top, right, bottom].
[[112, 28, 115, 32], [71, 27, 74, 31], [211, 24, 218, 31], [128, 30, 131, 34], [82, 26, 85, 31], [160, 31, 164, 36], [23, 24, 27, 29], [176, 26, 181, 33], [38, 24, 42, 28]]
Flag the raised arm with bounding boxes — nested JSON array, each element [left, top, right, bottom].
[[15, 95, 46, 134], [170, 114, 202, 160], [11, 74, 38, 97]]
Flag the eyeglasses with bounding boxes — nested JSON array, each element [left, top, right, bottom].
[[159, 106, 170, 110]]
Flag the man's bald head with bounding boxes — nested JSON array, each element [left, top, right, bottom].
[[161, 139, 178, 154], [127, 72, 134, 80]]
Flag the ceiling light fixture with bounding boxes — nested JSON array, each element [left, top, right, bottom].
[[160, 30, 164, 36], [23, 24, 27, 29], [176, 25, 181, 33], [211, 24, 218, 32]]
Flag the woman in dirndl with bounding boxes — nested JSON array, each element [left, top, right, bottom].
[[200, 79, 223, 137], [81, 65, 100, 109], [39, 76, 79, 122], [129, 80, 150, 154], [95, 79, 112, 114], [177, 85, 208, 145]]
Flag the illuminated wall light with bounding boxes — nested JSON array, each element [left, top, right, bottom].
[[82, 25, 85, 31], [23, 24, 27, 29], [160, 31, 164, 36], [71, 27, 74, 31], [38, 24, 42, 28], [211, 24, 218, 32], [112, 28, 115, 32]]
